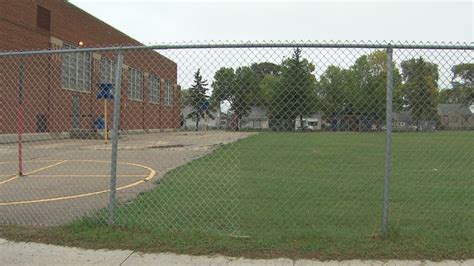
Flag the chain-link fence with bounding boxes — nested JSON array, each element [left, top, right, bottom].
[[0, 42, 472, 241]]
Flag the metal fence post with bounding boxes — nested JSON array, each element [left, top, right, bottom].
[[108, 50, 124, 225], [382, 46, 394, 235]]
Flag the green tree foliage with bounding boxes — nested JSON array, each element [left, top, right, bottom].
[[316, 50, 402, 130], [234, 67, 260, 126], [258, 74, 280, 107], [208, 50, 447, 132], [210, 67, 234, 107], [452, 63, 474, 85], [181, 89, 191, 108], [269, 48, 317, 130], [317, 66, 356, 115], [250, 62, 282, 106], [439, 63, 474, 104], [211, 67, 259, 130], [400, 57, 439, 121], [250, 62, 281, 79], [185, 69, 213, 131], [350, 50, 402, 116]]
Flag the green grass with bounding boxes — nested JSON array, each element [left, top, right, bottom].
[[1, 131, 473, 260]]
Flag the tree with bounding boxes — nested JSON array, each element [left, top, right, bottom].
[[210, 67, 235, 108], [250, 62, 281, 79], [181, 89, 191, 108], [439, 63, 474, 104], [258, 74, 281, 107], [250, 62, 282, 106], [211, 67, 259, 130], [185, 69, 213, 131], [350, 51, 403, 122], [316, 65, 356, 116], [400, 57, 439, 122], [270, 48, 317, 131]]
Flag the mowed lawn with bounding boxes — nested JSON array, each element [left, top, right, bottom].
[[1, 132, 473, 260]]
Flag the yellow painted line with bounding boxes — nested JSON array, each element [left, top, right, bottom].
[[0, 175, 18, 186], [0, 160, 66, 186], [24, 160, 67, 175], [0, 160, 156, 206], [30, 174, 146, 178], [0, 160, 62, 165], [0, 159, 64, 183]]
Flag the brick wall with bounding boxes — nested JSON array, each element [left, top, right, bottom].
[[0, 0, 181, 133]]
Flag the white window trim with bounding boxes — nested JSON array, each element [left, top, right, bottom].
[[61, 44, 91, 93], [164, 80, 173, 106], [100, 57, 116, 85], [128, 67, 144, 102], [149, 74, 160, 105]]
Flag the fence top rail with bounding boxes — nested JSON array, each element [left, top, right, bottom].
[[0, 41, 473, 56]]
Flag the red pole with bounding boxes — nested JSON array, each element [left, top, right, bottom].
[[18, 103, 23, 176], [18, 63, 24, 176]]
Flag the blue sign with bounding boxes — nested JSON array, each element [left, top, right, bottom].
[[199, 99, 209, 111], [97, 83, 114, 100]]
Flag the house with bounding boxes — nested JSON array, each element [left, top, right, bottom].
[[438, 104, 474, 130], [182, 105, 221, 131], [295, 113, 322, 131], [393, 111, 416, 131], [0, 0, 181, 134], [240, 106, 269, 130]]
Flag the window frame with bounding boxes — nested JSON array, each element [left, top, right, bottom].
[[61, 43, 91, 93], [128, 67, 144, 101], [100, 57, 116, 85], [164, 80, 173, 106], [148, 74, 161, 105]]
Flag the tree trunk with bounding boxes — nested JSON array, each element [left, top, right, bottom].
[[195, 114, 200, 132], [235, 116, 240, 131], [286, 118, 293, 131], [300, 114, 305, 132]]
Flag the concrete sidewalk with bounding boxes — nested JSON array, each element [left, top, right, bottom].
[[0, 238, 472, 266]]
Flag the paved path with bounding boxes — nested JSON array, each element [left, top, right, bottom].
[[0, 238, 472, 266], [0, 131, 253, 226]]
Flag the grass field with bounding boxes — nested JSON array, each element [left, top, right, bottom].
[[1, 131, 472, 260]]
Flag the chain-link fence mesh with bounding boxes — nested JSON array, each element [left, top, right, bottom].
[[0, 42, 472, 242]]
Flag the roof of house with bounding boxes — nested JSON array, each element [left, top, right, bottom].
[[393, 111, 412, 122], [438, 104, 473, 116]]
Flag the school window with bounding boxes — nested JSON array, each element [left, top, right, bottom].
[[100, 58, 116, 85], [149, 74, 160, 104], [164, 80, 173, 106], [61, 44, 91, 93], [128, 68, 143, 101]]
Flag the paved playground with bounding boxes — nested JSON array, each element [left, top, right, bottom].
[[0, 131, 253, 226]]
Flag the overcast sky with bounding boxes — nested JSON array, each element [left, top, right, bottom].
[[68, 0, 472, 94], [69, 0, 473, 44]]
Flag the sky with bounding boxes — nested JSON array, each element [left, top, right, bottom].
[[68, 0, 473, 94], [69, 0, 473, 44]]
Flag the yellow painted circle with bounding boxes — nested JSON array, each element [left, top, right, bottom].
[[0, 160, 156, 206]]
